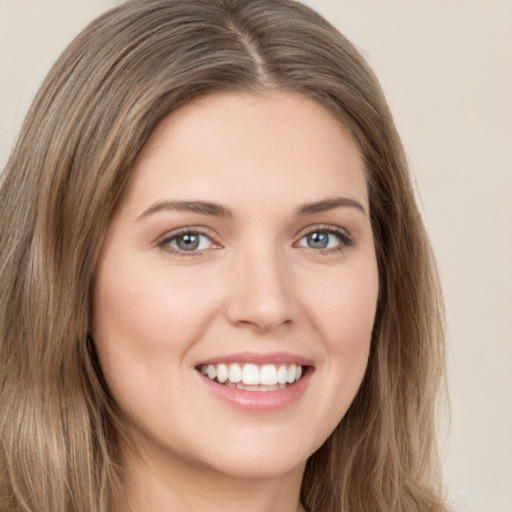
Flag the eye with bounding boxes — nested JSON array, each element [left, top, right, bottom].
[[160, 230, 217, 254], [295, 227, 353, 252]]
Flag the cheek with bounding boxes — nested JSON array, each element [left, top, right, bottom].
[[90, 259, 221, 428], [303, 260, 378, 421], [93, 258, 216, 357], [308, 260, 378, 350], [91, 257, 231, 419]]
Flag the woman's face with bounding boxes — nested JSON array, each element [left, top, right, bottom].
[[92, 92, 378, 481]]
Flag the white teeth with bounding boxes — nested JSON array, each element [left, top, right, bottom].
[[242, 364, 259, 385], [217, 363, 228, 383], [277, 365, 288, 384], [207, 365, 216, 380], [199, 362, 305, 388], [260, 364, 278, 385], [228, 363, 242, 383], [227, 382, 286, 392], [286, 364, 296, 384]]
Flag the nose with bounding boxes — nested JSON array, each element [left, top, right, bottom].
[[224, 244, 297, 333]]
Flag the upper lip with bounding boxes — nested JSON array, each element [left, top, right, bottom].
[[196, 351, 314, 367]]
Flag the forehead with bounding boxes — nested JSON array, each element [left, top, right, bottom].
[[120, 91, 368, 216]]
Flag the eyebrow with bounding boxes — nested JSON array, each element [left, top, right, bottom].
[[136, 195, 366, 222], [295, 197, 367, 216], [137, 200, 233, 221]]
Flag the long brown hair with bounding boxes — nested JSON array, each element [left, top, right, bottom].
[[0, 1, 447, 510]]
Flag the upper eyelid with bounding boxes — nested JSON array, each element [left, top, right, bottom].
[[157, 226, 218, 243], [294, 223, 351, 239], [157, 224, 348, 237], [155, 223, 352, 250], [294, 225, 355, 252], [156, 228, 221, 257]]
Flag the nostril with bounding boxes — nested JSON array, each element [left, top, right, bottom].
[[226, 301, 295, 333]]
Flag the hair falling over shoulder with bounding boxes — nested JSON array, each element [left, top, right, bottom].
[[0, 1, 449, 511]]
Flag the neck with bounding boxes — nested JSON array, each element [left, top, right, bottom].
[[118, 438, 307, 512]]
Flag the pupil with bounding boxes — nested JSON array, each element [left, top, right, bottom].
[[308, 232, 328, 249], [177, 233, 199, 251]]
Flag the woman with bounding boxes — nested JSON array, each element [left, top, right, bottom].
[[0, 0, 447, 511]]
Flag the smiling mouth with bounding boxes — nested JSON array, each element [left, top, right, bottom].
[[197, 363, 304, 392]]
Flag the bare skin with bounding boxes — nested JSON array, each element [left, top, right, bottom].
[[93, 91, 378, 511]]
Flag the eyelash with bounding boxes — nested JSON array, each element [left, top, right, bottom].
[[157, 225, 354, 257], [158, 227, 218, 257], [295, 225, 354, 254]]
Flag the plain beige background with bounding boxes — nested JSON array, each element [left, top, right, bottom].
[[1, 1, 511, 511]]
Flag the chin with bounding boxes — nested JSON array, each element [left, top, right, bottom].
[[185, 427, 321, 481], [205, 451, 308, 481]]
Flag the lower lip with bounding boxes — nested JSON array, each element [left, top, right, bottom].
[[197, 368, 313, 412]]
